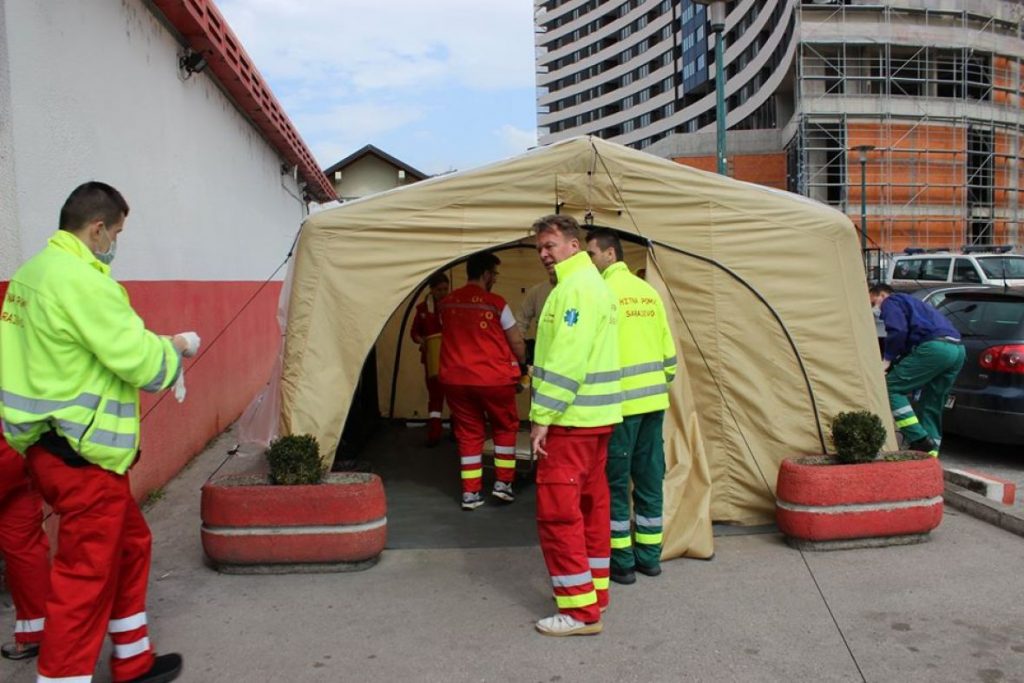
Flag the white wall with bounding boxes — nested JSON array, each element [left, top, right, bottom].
[[334, 156, 414, 201], [0, 0, 307, 281], [0, 1, 22, 279]]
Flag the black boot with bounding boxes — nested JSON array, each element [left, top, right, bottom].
[[636, 564, 662, 577], [906, 436, 937, 454], [126, 653, 183, 683], [610, 568, 636, 585]]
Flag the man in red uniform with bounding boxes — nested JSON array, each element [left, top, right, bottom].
[[0, 438, 49, 660], [1, 182, 195, 682], [439, 252, 527, 510], [530, 214, 622, 636], [410, 272, 450, 446]]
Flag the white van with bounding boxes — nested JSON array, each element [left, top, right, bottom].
[[885, 247, 1024, 289]]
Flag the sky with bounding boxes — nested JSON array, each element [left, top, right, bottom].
[[218, 0, 539, 176]]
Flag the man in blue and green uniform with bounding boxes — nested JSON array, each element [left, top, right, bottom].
[[586, 228, 677, 585], [870, 283, 965, 456]]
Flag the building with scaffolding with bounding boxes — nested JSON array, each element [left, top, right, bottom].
[[534, 0, 1024, 259]]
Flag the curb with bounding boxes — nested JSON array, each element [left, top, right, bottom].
[[944, 468, 1017, 505], [943, 482, 1024, 539]]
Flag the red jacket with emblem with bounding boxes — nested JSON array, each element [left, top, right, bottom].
[[438, 284, 519, 386]]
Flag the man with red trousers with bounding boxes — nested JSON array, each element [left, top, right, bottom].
[[410, 271, 450, 446], [529, 214, 622, 637], [0, 182, 198, 682], [439, 252, 526, 510]]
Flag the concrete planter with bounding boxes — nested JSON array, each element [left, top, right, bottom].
[[201, 472, 387, 573], [775, 455, 944, 550]]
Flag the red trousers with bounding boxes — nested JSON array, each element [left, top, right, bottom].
[[443, 383, 519, 493], [27, 446, 155, 682], [425, 373, 446, 443], [426, 374, 445, 416], [536, 426, 612, 623], [0, 440, 49, 645]]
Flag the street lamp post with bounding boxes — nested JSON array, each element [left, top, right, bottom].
[[694, 0, 727, 175], [853, 144, 876, 276]]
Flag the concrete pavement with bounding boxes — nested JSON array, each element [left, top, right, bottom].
[[4, 428, 1024, 682]]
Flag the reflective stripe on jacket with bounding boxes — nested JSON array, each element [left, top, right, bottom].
[[602, 262, 677, 416], [530, 251, 623, 428], [0, 230, 181, 473], [438, 284, 519, 386]]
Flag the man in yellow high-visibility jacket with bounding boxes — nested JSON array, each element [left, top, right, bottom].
[[0, 182, 197, 683], [530, 215, 622, 637], [586, 228, 677, 585]]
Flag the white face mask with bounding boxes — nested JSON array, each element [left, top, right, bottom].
[[94, 227, 117, 265]]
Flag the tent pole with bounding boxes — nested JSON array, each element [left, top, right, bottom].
[[389, 284, 428, 419], [646, 239, 828, 454]]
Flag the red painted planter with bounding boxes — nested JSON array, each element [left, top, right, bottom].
[[776, 456, 944, 542], [201, 472, 386, 570]]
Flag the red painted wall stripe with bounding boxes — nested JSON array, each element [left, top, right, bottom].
[[2, 279, 281, 501]]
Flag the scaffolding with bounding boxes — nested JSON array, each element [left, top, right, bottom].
[[790, 2, 1024, 259]]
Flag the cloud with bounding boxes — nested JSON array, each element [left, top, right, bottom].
[[293, 103, 429, 165], [217, 0, 538, 172], [219, 1, 536, 92], [496, 124, 537, 158]]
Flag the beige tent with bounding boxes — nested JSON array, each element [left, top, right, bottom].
[[280, 136, 894, 559]]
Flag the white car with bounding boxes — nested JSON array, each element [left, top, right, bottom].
[[885, 249, 1024, 290]]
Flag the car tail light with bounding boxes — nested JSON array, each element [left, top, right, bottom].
[[979, 344, 1024, 374]]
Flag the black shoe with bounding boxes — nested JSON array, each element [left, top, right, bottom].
[[126, 653, 183, 683], [610, 568, 636, 585], [906, 436, 937, 454], [636, 564, 662, 577], [1, 641, 39, 660]]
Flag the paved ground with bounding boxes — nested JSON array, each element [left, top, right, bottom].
[[3, 427, 1024, 683], [941, 434, 1023, 508]]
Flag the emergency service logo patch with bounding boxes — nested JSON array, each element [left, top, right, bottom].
[[563, 308, 580, 326]]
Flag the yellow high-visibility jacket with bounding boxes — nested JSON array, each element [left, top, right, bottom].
[[601, 262, 677, 416], [530, 251, 623, 428], [0, 230, 181, 473]]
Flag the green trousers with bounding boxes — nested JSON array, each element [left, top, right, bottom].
[[886, 340, 966, 450], [607, 410, 665, 572]]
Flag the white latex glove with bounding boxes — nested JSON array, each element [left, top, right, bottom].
[[173, 371, 187, 403], [177, 332, 201, 357]]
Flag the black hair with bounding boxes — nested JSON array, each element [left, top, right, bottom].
[[59, 182, 129, 232], [427, 272, 450, 288], [467, 252, 500, 280], [869, 283, 894, 296], [585, 227, 624, 262]]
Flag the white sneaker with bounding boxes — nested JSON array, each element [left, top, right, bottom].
[[491, 481, 515, 502], [461, 492, 484, 510], [535, 613, 602, 637]]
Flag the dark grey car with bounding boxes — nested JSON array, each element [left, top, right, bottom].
[[932, 289, 1024, 444]]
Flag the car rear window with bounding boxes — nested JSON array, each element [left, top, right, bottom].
[[977, 256, 1024, 279], [937, 295, 1024, 338]]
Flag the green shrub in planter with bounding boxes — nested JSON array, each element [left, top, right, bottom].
[[830, 411, 886, 464], [267, 434, 324, 485]]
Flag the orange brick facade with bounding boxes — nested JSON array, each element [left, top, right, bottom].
[[672, 153, 788, 191]]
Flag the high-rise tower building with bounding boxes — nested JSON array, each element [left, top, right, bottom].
[[534, 1, 1024, 253]]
